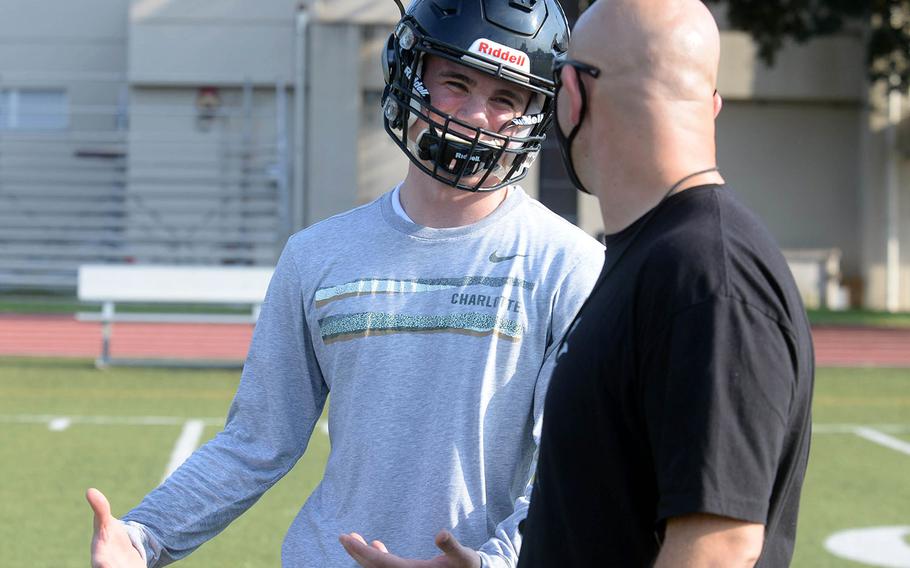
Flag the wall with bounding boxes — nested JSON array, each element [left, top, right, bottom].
[[0, 0, 130, 288], [128, 0, 297, 86]]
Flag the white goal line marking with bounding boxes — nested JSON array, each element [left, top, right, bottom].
[[0, 414, 329, 435], [853, 427, 910, 458], [0, 414, 903, 439], [813, 424, 910, 434], [809, 423, 910, 458], [48, 417, 72, 431], [0, 414, 223, 426], [0, 414, 332, 485]]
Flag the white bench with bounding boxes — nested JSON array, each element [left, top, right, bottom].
[[77, 264, 274, 367], [783, 249, 848, 310]]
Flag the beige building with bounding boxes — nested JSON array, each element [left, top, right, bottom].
[[0, 0, 907, 310]]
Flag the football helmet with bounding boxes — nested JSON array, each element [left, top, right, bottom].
[[381, 0, 570, 191]]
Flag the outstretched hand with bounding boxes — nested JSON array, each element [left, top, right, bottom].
[[87, 488, 145, 568], [339, 530, 481, 568]]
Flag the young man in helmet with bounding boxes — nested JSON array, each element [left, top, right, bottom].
[[86, 2, 603, 567]]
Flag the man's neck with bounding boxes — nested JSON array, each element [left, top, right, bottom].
[[398, 168, 510, 228], [587, 103, 724, 234], [595, 166, 724, 235]]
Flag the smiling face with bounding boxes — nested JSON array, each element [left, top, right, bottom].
[[409, 55, 535, 188], [420, 55, 532, 132]]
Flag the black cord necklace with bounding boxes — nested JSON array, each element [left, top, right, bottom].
[[661, 167, 719, 202], [602, 166, 718, 264]]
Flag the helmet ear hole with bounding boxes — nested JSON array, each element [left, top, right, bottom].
[[381, 34, 397, 83]]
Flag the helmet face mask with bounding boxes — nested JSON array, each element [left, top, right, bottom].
[[381, 0, 569, 192]]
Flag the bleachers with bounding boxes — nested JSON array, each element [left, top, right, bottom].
[[0, 76, 286, 292]]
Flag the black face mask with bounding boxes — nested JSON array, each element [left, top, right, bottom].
[[552, 58, 601, 195]]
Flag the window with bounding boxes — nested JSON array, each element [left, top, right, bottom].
[[0, 89, 69, 130]]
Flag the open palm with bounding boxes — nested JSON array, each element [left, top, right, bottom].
[[339, 530, 481, 568], [87, 488, 145, 568]]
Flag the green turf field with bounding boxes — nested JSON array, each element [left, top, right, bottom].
[[0, 358, 328, 567], [1, 358, 908, 567]]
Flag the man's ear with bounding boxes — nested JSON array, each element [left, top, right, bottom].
[[713, 90, 723, 118], [560, 64, 584, 127]]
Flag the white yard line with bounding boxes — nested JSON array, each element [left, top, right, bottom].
[[48, 417, 71, 431], [0, 414, 905, 443], [854, 427, 910, 458], [0, 414, 332, 438], [3, 414, 906, 439], [0, 414, 223, 426], [813, 424, 910, 434], [161, 420, 206, 483]]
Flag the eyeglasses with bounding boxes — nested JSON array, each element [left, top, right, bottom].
[[552, 58, 720, 102], [552, 57, 601, 91]]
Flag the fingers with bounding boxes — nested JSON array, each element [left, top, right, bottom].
[[339, 533, 400, 568], [86, 488, 113, 531], [342, 532, 387, 552], [87, 488, 145, 568], [435, 530, 480, 567], [339, 533, 374, 567], [434, 530, 458, 554]]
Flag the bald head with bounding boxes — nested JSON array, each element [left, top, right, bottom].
[[554, 0, 725, 231], [572, 0, 720, 103]]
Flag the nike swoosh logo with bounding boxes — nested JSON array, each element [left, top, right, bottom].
[[489, 252, 529, 263]]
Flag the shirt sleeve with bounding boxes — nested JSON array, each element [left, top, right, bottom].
[[122, 238, 329, 567], [640, 295, 796, 525], [477, 249, 604, 568]]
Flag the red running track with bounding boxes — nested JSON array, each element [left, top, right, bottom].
[[0, 314, 252, 362], [0, 315, 909, 367], [810, 326, 910, 367]]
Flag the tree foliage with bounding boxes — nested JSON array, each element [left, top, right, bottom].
[[703, 0, 910, 90]]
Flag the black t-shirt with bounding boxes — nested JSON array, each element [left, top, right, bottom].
[[517, 185, 814, 567]]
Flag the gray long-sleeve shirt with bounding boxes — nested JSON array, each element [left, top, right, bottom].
[[123, 187, 604, 567]]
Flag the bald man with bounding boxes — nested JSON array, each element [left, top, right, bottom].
[[517, 1, 814, 566]]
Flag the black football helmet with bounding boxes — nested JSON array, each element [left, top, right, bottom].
[[381, 0, 570, 192]]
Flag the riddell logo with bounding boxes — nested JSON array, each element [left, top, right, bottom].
[[468, 39, 531, 73]]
